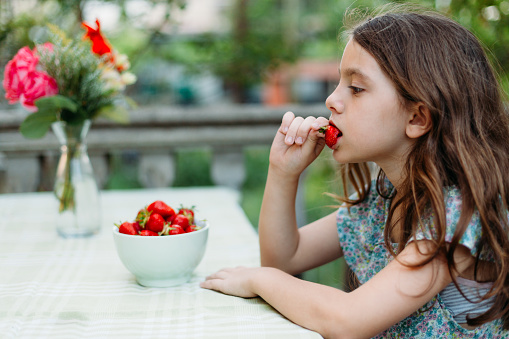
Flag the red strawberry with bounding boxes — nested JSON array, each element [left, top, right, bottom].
[[135, 208, 150, 228], [117, 221, 140, 235], [185, 224, 201, 233], [147, 200, 175, 219], [178, 206, 195, 224], [145, 213, 166, 233], [166, 214, 176, 223], [172, 214, 189, 229], [140, 229, 159, 236], [168, 225, 184, 235], [319, 125, 341, 149]]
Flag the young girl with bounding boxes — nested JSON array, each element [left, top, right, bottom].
[[200, 5, 509, 338]]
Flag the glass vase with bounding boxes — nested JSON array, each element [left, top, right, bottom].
[[51, 120, 101, 238]]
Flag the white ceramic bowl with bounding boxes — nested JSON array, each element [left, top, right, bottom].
[[112, 221, 209, 287]]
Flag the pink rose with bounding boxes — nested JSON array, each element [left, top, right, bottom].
[[3, 47, 39, 104], [3, 44, 58, 112], [19, 71, 58, 112]]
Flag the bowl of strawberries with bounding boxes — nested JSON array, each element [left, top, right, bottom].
[[112, 200, 209, 287]]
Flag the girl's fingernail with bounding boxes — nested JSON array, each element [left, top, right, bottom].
[[296, 137, 303, 144], [286, 136, 293, 144], [283, 127, 288, 133]]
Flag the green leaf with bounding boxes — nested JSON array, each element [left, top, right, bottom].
[[19, 109, 57, 139], [35, 95, 78, 112], [96, 105, 130, 124]]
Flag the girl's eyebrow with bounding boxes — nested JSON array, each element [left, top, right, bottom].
[[338, 67, 372, 83]]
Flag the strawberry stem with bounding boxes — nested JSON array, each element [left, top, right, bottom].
[[318, 126, 328, 134]]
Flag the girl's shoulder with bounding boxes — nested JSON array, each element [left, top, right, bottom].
[[337, 179, 388, 221], [416, 185, 496, 257]]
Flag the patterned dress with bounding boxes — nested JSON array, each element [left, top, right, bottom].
[[336, 180, 508, 338]]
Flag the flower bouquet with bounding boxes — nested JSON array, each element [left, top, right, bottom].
[[2, 20, 136, 237], [3, 19, 136, 137]]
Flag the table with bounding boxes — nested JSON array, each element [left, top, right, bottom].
[[0, 187, 321, 339]]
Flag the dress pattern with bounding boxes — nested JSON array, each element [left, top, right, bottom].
[[336, 180, 508, 338]]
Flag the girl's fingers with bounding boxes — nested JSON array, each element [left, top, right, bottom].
[[279, 111, 295, 135], [311, 117, 330, 131], [277, 112, 330, 146], [284, 116, 305, 145], [295, 117, 318, 145]]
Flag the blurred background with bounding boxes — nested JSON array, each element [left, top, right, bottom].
[[1, 0, 508, 287]]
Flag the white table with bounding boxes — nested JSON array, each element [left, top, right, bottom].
[[0, 187, 321, 338]]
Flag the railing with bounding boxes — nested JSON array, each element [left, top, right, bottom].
[[0, 104, 329, 194]]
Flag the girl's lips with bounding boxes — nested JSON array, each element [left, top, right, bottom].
[[329, 121, 341, 134], [323, 122, 342, 149]]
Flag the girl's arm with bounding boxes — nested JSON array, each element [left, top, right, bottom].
[[258, 112, 342, 275], [201, 240, 473, 338]]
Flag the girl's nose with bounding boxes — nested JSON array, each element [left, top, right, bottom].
[[325, 86, 344, 114]]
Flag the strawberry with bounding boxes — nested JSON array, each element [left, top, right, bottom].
[[117, 221, 140, 235], [135, 208, 150, 228], [145, 213, 166, 233], [140, 229, 159, 236], [172, 214, 189, 229], [147, 200, 175, 219], [168, 225, 184, 235], [319, 125, 341, 149], [166, 214, 176, 223], [185, 224, 201, 233], [178, 206, 195, 224]]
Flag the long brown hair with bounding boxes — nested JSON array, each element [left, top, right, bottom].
[[339, 5, 509, 328]]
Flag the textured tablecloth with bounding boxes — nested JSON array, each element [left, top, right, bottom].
[[0, 187, 321, 339]]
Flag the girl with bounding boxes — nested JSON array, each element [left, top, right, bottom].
[[200, 5, 509, 338]]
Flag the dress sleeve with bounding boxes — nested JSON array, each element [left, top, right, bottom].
[[412, 186, 482, 257]]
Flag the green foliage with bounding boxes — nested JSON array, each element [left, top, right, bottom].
[[304, 152, 341, 223], [241, 146, 271, 228], [445, 0, 509, 95], [20, 95, 78, 138], [39, 26, 116, 121], [173, 149, 214, 187], [105, 152, 143, 190]]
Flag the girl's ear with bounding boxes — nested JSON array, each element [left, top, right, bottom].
[[406, 102, 432, 139]]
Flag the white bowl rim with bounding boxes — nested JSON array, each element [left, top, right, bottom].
[[112, 220, 209, 238]]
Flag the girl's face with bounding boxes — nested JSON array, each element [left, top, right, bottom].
[[326, 39, 414, 177]]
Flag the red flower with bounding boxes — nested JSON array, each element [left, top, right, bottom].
[[82, 19, 112, 56], [3, 45, 58, 112], [3, 47, 39, 104], [20, 71, 58, 112]]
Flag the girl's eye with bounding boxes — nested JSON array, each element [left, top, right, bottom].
[[349, 86, 364, 94]]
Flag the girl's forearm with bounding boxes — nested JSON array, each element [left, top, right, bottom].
[[258, 166, 302, 271], [251, 267, 350, 338]]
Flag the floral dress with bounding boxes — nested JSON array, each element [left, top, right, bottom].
[[336, 180, 508, 338]]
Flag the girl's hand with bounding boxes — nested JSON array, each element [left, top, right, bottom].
[[270, 111, 329, 177], [200, 266, 259, 298]]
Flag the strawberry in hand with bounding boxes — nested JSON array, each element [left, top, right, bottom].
[[319, 124, 341, 149]]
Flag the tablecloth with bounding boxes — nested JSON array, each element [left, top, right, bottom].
[[0, 187, 321, 338]]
